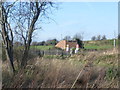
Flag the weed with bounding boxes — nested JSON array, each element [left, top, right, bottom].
[[105, 67, 118, 81]]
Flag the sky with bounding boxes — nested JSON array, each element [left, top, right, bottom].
[[33, 2, 118, 42]]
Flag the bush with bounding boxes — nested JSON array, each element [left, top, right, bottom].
[[13, 48, 38, 68], [2, 70, 13, 88]]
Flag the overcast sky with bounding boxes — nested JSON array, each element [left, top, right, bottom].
[[33, 2, 118, 42]]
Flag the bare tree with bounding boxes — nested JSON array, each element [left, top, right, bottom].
[[13, 1, 56, 68], [73, 32, 84, 41], [0, 2, 17, 72], [91, 36, 96, 41], [63, 36, 71, 41], [96, 35, 101, 41], [101, 35, 107, 40]]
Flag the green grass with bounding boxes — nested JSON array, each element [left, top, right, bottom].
[[30, 45, 54, 50], [32, 39, 118, 50], [84, 44, 113, 50], [84, 39, 118, 50]]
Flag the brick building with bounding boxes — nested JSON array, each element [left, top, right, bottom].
[[55, 40, 79, 50]]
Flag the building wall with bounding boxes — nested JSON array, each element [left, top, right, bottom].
[[55, 40, 66, 49], [55, 40, 78, 50], [66, 41, 77, 48]]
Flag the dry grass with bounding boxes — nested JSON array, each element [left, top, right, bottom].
[[2, 49, 119, 88]]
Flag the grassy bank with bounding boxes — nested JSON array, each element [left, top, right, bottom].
[[84, 39, 118, 50]]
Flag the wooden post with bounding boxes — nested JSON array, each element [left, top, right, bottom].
[[114, 31, 116, 49], [114, 39, 116, 48]]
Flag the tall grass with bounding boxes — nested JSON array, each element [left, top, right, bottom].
[[2, 49, 118, 88]]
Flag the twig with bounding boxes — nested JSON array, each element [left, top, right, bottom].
[[70, 68, 83, 89], [70, 61, 93, 90]]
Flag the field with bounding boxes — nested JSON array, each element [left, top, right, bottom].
[[31, 45, 54, 50], [84, 39, 118, 50], [2, 39, 119, 88], [30, 39, 118, 50]]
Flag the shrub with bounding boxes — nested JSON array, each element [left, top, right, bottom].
[[13, 48, 38, 68]]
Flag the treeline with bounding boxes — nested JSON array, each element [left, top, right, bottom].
[[63, 33, 84, 41], [14, 39, 58, 46], [31, 39, 58, 46], [91, 35, 107, 41]]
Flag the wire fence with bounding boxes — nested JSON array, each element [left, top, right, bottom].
[[30, 49, 70, 56], [29, 48, 100, 58]]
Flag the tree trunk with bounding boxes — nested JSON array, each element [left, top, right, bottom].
[[1, 28, 15, 73], [1, 4, 15, 73], [21, 46, 29, 68], [6, 44, 15, 72], [2, 29, 15, 73], [20, 3, 41, 68]]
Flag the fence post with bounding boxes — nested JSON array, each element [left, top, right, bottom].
[[57, 49, 59, 55]]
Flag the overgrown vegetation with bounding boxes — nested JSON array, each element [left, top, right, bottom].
[[1, 1, 118, 89], [2, 48, 118, 88]]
